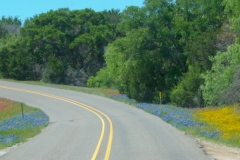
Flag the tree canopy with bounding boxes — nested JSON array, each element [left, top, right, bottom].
[[1, 0, 239, 107], [0, 8, 120, 84]]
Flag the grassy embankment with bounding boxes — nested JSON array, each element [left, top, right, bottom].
[[1, 79, 239, 148], [0, 97, 49, 150]]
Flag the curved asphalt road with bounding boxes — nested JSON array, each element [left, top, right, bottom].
[[0, 80, 213, 160]]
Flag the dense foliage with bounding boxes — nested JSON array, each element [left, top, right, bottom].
[[90, 0, 227, 105], [1, 0, 240, 107], [202, 0, 240, 106], [0, 8, 120, 84]]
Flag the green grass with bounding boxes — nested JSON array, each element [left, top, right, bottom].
[[185, 126, 240, 148], [0, 127, 43, 150], [0, 98, 37, 121], [0, 97, 48, 150], [0, 79, 118, 97]]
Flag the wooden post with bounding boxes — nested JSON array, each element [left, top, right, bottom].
[[159, 92, 162, 105], [21, 103, 24, 118]]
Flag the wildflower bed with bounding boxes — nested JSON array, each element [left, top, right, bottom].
[[0, 98, 49, 149], [109, 94, 240, 148]]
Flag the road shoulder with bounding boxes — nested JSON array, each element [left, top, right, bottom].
[[197, 139, 240, 160]]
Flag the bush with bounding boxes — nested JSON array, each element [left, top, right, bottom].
[[86, 76, 96, 87], [202, 42, 240, 106], [170, 65, 204, 108], [86, 67, 114, 88], [41, 66, 53, 83], [41, 54, 64, 84], [31, 64, 42, 80], [219, 67, 240, 104], [64, 67, 88, 86]]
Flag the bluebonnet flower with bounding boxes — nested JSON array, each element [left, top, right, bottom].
[[0, 110, 49, 146], [199, 131, 220, 138], [208, 131, 220, 138], [200, 131, 208, 135], [109, 94, 221, 139], [0, 134, 22, 145], [136, 103, 203, 128], [0, 110, 49, 131]]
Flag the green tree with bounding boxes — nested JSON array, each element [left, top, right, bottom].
[[224, 0, 240, 32], [0, 35, 33, 80], [186, 28, 219, 70], [202, 42, 240, 106], [41, 54, 64, 83], [220, 68, 240, 105], [117, 6, 146, 33], [0, 16, 21, 38], [2, 8, 118, 85]]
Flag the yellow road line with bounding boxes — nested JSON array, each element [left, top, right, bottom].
[[0, 85, 113, 160]]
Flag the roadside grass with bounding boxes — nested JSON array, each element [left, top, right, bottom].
[[1, 79, 239, 148], [137, 103, 240, 148], [0, 128, 42, 149], [0, 79, 118, 97], [0, 98, 37, 121], [191, 105, 240, 148], [109, 94, 240, 148], [109, 94, 137, 105], [0, 98, 49, 150]]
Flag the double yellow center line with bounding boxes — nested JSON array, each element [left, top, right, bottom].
[[0, 86, 113, 160]]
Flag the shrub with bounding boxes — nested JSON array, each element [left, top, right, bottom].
[[219, 68, 240, 104], [41, 54, 64, 84], [86, 76, 96, 87], [170, 65, 204, 108], [202, 42, 240, 106], [86, 67, 114, 88], [64, 67, 88, 86]]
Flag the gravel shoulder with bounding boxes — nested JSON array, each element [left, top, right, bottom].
[[197, 139, 240, 160]]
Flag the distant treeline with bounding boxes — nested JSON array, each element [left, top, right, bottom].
[[0, 0, 240, 107]]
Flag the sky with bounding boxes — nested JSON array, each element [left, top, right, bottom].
[[0, 0, 144, 23]]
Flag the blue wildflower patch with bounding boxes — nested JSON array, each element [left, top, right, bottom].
[[0, 110, 49, 131], [109, 94, 221, 140], [0, 134, 22, 145], [136, 103, 203, 128], [0, 110, 49, 146], [200, 131, 221, 138]]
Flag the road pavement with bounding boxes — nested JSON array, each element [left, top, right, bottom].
[[0, 80, 213, 160]]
